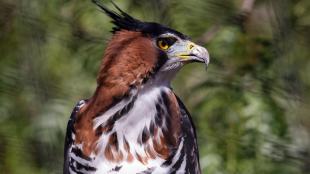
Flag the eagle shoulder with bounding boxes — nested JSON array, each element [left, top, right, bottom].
[[63, 100, 87, 174]]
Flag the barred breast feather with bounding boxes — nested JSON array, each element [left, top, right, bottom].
[[64, 86, 200, 174]]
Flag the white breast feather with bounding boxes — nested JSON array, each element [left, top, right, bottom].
[[92, 86, 176, 174]]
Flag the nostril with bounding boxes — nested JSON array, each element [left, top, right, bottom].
[[189, 44, 194, 49]]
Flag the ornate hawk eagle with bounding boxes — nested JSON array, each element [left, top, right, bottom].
[[64, 1, 209, 173]]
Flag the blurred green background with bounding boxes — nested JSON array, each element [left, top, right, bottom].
[[1, 0, 310, 173]]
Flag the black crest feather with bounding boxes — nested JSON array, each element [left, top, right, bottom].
[[92, 0, 143, 33], [92, 0, 188, 39]]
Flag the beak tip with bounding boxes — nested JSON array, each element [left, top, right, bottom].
[[203, 49, 210, 66]]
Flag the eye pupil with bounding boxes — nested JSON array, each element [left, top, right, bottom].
[[160, 41, 167, 47]]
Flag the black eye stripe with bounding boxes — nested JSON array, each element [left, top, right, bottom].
[[167, 37, 177, 46], [157, 37, 177, 47]]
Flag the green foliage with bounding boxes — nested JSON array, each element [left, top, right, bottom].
[[0, 0, 309, 173]]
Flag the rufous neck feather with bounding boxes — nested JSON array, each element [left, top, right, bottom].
[[74, 31, 160, 155]]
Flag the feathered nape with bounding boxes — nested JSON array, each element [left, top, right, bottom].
[[74, 30, 160, 156], [92, 0, 144, 33]]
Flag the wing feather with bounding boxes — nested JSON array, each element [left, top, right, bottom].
[[63, 100, 87, 174], [175, 95, 201, 174]]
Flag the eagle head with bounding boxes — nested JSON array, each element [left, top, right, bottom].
[[93, 0, 210, 88]]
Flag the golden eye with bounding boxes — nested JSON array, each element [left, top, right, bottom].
[[157, 39, 169, 50], [156, 37, 177, 50]]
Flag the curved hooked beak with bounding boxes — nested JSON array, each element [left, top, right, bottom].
[[177, 41, 210, 66]]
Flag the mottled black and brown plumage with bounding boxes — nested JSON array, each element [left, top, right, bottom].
[[63, 0, 209, 173]]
